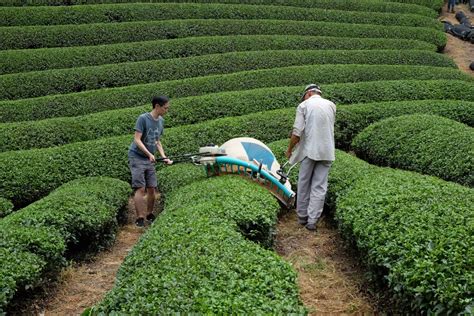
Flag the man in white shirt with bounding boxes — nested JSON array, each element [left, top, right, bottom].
[[286, 84, 336, 231]]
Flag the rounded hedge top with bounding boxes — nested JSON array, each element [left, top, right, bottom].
[[352, 114, 474, 187]]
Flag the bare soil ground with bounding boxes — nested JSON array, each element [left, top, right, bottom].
[[8, 196, 150, 316], [275, 211, 377, 314], [41, 224, 143, 315], [39, 197, 153, 316], [439, 2, 474, 76]]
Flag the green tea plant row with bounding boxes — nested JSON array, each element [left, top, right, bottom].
[[352, 114, 473, 187], [329, 150, 472, 313], [89, 175, 305, 314], [380, 0, 443, 11], [0, 35, 437, 75], [0, 197, 13, 217], [2, 64, 471, 123], [336, 99, 474, 149], [0, 49, 456, 100], [0, 0, 437, 18], [2, 83, 473, 152], [0, 2, 441, 29], [0, 177, 131, 313], [2, 82, 474, 206], [269, 140, 473, 313], [0, 107, 294, 207], [0, 19, 447, 50]]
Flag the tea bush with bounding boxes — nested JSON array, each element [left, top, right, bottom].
[[336, 100, 474, 149], [0, 35, 436, 75], [0, 0, 436, 19], [329, 151, 473, 313], [1, 3, 440, 29], [0, 197, 13, 217], [1, 92, 473, 152], [0, 19, 446, 50], [0, 49, 455, 100], [0, 177, 131, 312], [0, 249, 45, 314], [1, 65, 471, 122], [4, 94, 473, 207], [92, 175, 305, 314], [0, 0, 437, 17], [352, 114, 474, 186], [381, 0, 443, 11], [155, 163, 207, 199], [0, 108, 296, 207]]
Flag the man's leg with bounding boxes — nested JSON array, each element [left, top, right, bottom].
[[134, 187, 147, 222], [129, 157, 148, 226], [306, 161, 331, 226], [449, 0, 456, 12], [144, 161, 158, 222], [297, 158, 315, 224], [146, 187, 156, 221]]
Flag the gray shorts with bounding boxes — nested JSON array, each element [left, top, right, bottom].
[[128, 157, 157, 189]]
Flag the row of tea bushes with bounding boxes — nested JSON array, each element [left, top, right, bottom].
[[3, 89, 474, 207], [0, 19, 446, 50], [0, 107, 296, 207], [1, 84, 473, 152], [0, 49, 456, 100], [245, 139, 474, 313], [382, 0, 443, 11], [1, 64, 471, 122], [89, 175, 305, 314], [352, 114, 473, 187], [0, 0, 437, 18], [336, 99, 474, 149], [1, 2, 441, 29], [0, 197, 13, 217], [329, 150, 473, 313], [156, 163, 277, 247], [0, 35, 436, 75], [0, 177, 131, 313]]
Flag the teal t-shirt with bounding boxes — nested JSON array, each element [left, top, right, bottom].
[[128, 113, 164, 160]]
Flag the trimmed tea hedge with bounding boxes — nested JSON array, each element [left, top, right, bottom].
[[0, 249, 45, 314], [2, 89, 474, 152], [155, 163, 207, 199], [328, 150, 473, 313], [0, 107, 297, 207], [352, 114, 474, 187], [380, 0, 443, 11], [0, 0, 437, 18], [0, 35, 436, 75], [91, 176, 305, 314], [0, 19, 447, 50], [0, 49, 456, 100], [0, 177, 131, 313], [0, 197, 13, 217], [0, 3, 441, 30], [3, 86, 474, 206], [262, 140, 474, 312], [336, 99, 474, 149], [1, 64, 471, 123]]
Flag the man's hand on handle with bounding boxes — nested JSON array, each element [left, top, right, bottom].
[[162, 158, 173, 165]]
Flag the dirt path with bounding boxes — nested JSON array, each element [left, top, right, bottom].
[[31, 197, 148, 316], [439, 2, 474, 76], [275, 211, 376, 314], [41, 224, 143, 315]]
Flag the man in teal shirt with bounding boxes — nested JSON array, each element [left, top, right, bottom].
[[128, 96, 172, 227]]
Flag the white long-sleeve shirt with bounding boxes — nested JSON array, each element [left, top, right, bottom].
[[291, 94, 336, 163]]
